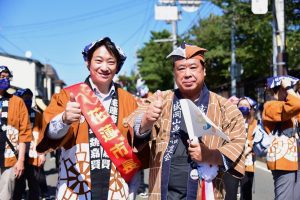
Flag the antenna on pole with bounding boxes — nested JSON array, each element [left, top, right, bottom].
[[154, 0, 202, 49], [154, 0, 202, 88], [154, 0, 179, 50], [179, 0, 201, 13]]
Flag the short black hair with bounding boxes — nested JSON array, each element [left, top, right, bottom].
[[86, 37, 122, 73], [0, 65, 13, 78], [23, 88, 33, 97], [271, 85, 280, 94]]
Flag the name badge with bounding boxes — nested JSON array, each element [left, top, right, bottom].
[[190, 169, 199, 180]]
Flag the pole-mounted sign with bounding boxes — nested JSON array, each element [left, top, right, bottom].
[[251, 0, 268, 14]]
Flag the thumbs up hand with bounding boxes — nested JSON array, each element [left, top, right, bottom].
[[62, 92, 81, 125], [140, 90, 163, 132]]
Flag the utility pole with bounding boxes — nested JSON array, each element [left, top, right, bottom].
[[251, 0, 286, 76], [171, 20, 178, 50], [230, 1, 237, 97], [230, 18, 236, 96], [154, 0, 201, 88], [154, 0, 201, 50], [154, 1, 179, 49], [172, 19, 178, 88], [274, 0, 287, 75], [272, 5, 278, 76]]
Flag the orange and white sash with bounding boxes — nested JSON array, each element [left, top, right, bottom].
[[66, 83, 141, 182]]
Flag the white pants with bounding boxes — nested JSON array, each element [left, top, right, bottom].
[[0, 167, 16, 200]]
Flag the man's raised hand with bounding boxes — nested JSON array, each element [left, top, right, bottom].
[[62, 92, 81, 125], [140, 90, 163, 132]]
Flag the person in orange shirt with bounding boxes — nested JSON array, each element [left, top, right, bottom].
[[0, 66, 32, 199], [125, 42, 246, 199], [36, 37, 143, 200], [262, 76, 300, 200], [238, 97, 258, 200], [13, 88, 48, 200], [224, 96, 258, 200]]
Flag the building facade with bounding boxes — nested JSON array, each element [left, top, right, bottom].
[[0, 52, 65, 110]]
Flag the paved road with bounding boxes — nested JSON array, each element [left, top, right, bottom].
[[135, 161, 274, 200], [44, 155, 274, 199], [43, 154, 58, 199], [253, 161, 274, 200]]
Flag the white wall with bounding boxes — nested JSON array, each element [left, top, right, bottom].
[[0, 55, 36, 92], [0, 55, 37, 106], [46, 76, 52, 101]]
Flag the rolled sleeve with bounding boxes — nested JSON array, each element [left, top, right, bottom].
[[134, 113, 151, 139], [47, 112, 70, 139]]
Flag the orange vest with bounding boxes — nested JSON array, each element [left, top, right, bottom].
[[245, 119, 258, 172], [263, 94, 300, 171], [3, 95, 32, 167]]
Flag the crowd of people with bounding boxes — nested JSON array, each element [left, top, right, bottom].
[[0, 66, 48, 199], [0, 38, 300, 200]]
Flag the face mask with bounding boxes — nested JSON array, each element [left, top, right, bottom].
[[239, 106, 250, 116], [24, 99, 32, 109], [0, 78, 10, 90]]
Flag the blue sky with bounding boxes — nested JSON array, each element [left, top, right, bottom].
[[0, 0, 221, 86]]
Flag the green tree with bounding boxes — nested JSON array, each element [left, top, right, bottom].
[[210, 0, 300, 74], [183, 14, 232, 91], [136, 0, 299, 96], [118, 71, 139, 94], [285, 0, 300, 71], [137, 30, 174, 91], [185, 0, 300, 97]]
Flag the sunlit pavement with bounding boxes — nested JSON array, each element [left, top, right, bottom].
[[44, 154, 273, 200]]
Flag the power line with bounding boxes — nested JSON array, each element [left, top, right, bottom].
[[138, 0, 154, 43], [121, 12, 154, 47], [46, 59, 83, 67], [182, 2, 207, 35], [0, 34, 25, 54], [0, 1, 154, 70], [0, 33, 82, 66], [7, 8, 147, 39], [3, 0, 141, 31], [2, 0, 146, 39], [0, 46, 8, 54], [181, 2, 215, 36]]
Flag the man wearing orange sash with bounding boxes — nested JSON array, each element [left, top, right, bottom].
[[125, 42, 246, 199], [36, 37, 142, 199], [263, 76, 300, 200]]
